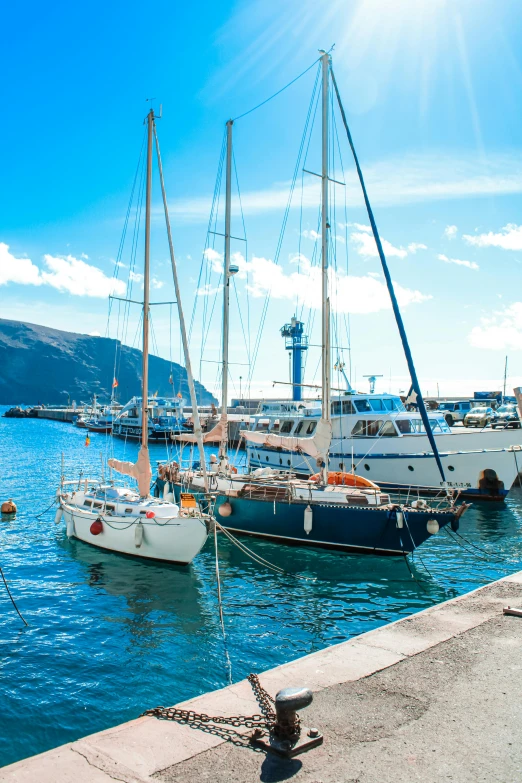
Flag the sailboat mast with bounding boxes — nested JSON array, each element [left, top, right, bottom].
[[320, 51, 331, 482], [141, 109, 154, 451], [219, 119, 233, 463], [503, 355, 508, 403]]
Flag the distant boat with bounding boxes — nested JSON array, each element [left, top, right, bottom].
[[112, 395, 189, 441]]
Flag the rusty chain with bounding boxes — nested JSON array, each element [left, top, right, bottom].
[[141, 674, 299, 748]]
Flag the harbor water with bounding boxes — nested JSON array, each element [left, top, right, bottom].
[[1, 407, 522, 767]]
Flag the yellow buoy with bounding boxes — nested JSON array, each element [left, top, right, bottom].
[[1, 499, 17, 515]]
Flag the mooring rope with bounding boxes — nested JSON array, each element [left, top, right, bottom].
[[0, 564, 28, 627]]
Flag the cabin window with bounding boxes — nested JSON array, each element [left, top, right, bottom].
[[84, 500, 92, 507], [125, 508, 133, 514], [294, 421, 304, 435], [354, 399, 371, 412], [369, 399, 385, 411], [380, 421, 398, 437], [331, 401, 342, 415], [351, 420, 367, 436], [305, 421, 317, 435], [271, 419, 280, 432], [280, 420, 293, 434], [366, 420, 384, 436], [383, 398, 395, 411], [255, 419, 270, 432], [92, 501, 102, 509], [342, 400, 355, 414], [105, 504, 115, 512], [396, 419, 413, 434]]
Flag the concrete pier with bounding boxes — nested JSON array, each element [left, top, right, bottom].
[[2, 572, 522, 782]]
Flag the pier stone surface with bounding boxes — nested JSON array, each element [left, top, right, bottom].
[[2, 572, 522, 783]]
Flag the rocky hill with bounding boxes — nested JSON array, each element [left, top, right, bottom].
[[0, 319, 217, 406]]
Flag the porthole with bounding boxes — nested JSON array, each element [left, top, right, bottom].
[[364, 464, 370, 471], [448, 465, 455, 472], [279, 458, 282, 465], [257, 453, 260, 460], [352, 463, 356, 471], [266, 456, 269, 462], [408, 465, 414, 472], [287, 459, 291, 466], [339, 462, 344, 470]]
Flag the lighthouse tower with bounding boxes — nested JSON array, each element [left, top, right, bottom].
[[280, 317, 308, 402]]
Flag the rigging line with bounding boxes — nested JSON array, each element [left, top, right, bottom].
[[232, 56, 321, 122], [0, 563, 28, 627], [248, 64, 321, 386], [232, 149, 252, 368], [331, 66, 446, 484], [232, 277, 251, 368]]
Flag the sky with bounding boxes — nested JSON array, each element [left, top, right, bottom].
[[2, 0, 522, 403]]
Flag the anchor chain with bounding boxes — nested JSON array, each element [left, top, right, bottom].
[[141, 674, 300, 748]]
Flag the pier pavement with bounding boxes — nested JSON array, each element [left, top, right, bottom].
[[2, 571, 521, 782]]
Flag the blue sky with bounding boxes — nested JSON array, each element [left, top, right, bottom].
[[2, 0, 522, 402]]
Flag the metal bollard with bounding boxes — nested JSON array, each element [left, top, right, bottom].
[[251, 686, 323, 757]]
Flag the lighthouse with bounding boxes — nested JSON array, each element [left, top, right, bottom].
[[280, 317, 308, 402]]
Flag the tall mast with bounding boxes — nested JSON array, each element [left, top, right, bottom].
[[141, 109, 153, 453], [320, 51, 331, 483], [503, 355, 508, 403], [218, 119, 233, 465], [153, 122, 210, 493]]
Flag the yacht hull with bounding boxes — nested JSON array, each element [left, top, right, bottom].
[[172, 486, 456, 556], [61, 504, 208, 564]]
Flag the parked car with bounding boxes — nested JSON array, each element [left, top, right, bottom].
[[463, 406, 495, 428], [491, 404, 521, 429], [437, 400, 472, 426]]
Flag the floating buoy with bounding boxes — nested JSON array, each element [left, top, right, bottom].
[[218, 501, 232, 517], [304, 504, 313, 535], [90, 519, 103, 535], [134, 522, 144, 548], [54, 507, 63, 525], [145, 510, 155, 519], [427, 518, 440, 535], [1, 499, 17, 515]]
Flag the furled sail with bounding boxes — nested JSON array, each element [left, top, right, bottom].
[[108, 445, 152, 497], [240, 417, 332, 463], [174, 414, 228, 444]]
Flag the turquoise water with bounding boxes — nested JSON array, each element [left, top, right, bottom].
[[1, 407, 522, 767]]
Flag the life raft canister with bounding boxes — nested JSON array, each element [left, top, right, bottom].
[[309, 471, 380, 490]]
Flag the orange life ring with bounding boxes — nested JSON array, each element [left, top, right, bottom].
[[309, 471, 380, 490]]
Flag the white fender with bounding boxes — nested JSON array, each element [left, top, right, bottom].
[[134, 522, 144, 548], [304, 504, 313, 535], [396, 510, 404, 529], [427, 518, 440, 535], [54, 507, 63, 525], [66, 514, 75, 538]]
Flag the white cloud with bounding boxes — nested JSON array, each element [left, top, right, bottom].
[[204, 249, 430, 314], [164, 152, 522, 221], [469, 303, 522, 350], [89, 330, 101, 336], [151, 277, 164, 290], [0, 243, 42, 287], [350, 231, 408, 259], [196, 282, 223, 297], [42, 255, 126, 298], [444, 225, 458, 239], [301, 229, 320, 240], [129, 270, 143, 283], [438, 253, 479, 271], [116, 260, 126, 268], [407, 243, 428, 253], [463, 223, 522, 251], [347, 222, 371, 232]]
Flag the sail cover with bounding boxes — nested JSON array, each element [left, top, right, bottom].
[[241, 417, 332, 463], [108, 445, 152, 497], [174, 414, 228, 444]]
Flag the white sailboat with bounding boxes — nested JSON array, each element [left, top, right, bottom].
[[57, 108, 212, 564]]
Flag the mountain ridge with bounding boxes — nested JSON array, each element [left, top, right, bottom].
[[0, 318, 217, 406]]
